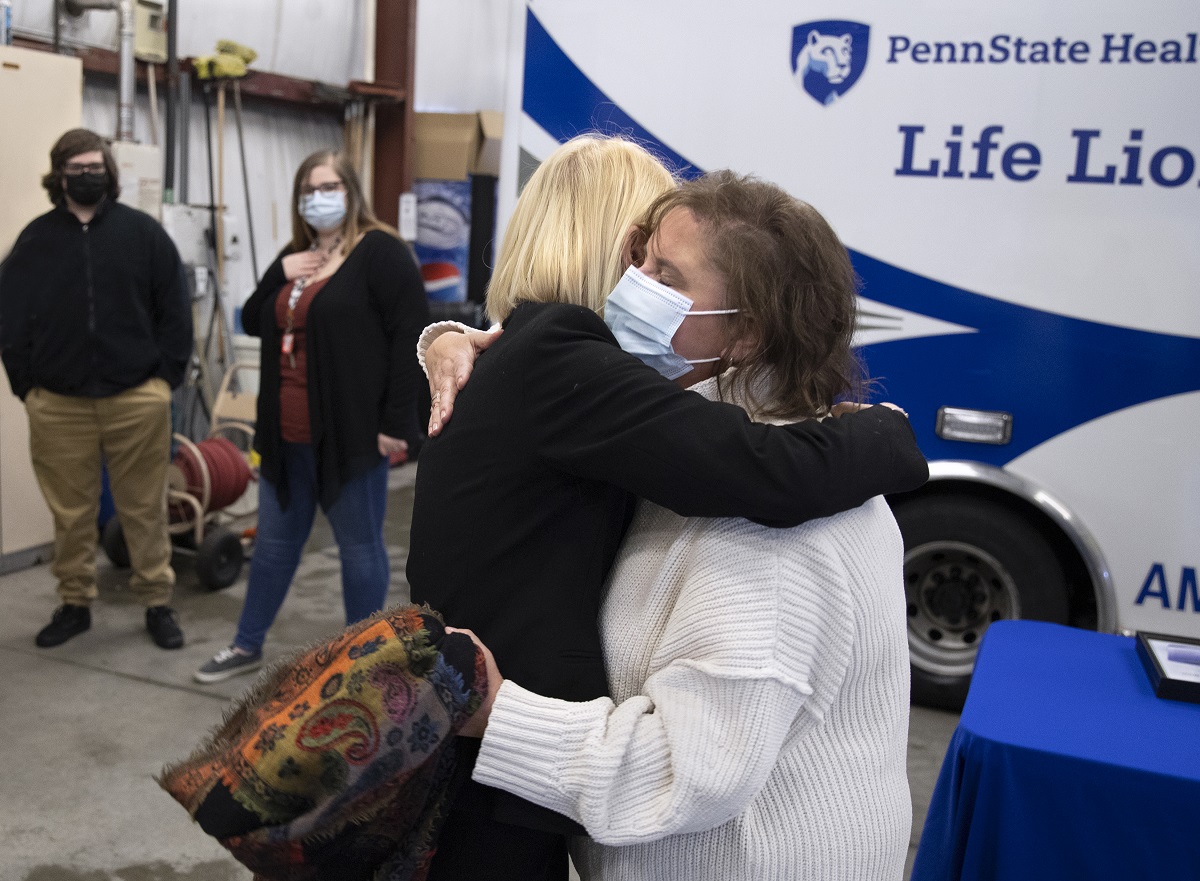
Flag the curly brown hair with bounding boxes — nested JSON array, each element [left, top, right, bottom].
[[41, 129, 121, 207], [633, 170, 867, 420]]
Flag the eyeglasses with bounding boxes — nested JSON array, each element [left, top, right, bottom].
[[300, 181, 346, 196], [64, 162, 106, 176]]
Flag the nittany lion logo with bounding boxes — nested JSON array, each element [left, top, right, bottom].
[[791, 20, 870, 106]]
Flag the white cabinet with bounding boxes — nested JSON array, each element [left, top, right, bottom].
[[0, 45, 82, 569]]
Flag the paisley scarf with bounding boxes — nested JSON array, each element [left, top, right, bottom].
[[159, 605, 486, 881]]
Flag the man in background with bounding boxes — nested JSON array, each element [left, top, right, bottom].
[[0, 128, 192, 649]]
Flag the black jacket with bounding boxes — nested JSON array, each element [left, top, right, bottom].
[[0, 199, 191, 399], [243, 230, 430, 510], [407, 301, 928, 833]]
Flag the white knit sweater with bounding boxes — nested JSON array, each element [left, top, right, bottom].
[[472, 376, 912, 881]]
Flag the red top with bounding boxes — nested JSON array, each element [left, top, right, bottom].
[[276, 276, 330, 443]]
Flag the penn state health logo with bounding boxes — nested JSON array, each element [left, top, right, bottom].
[[791, 20, 871, 106]]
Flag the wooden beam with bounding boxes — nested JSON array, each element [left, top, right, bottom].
[[10, 36, 389, 112], [348, 79, 405, 102], [372, 0, 417, 225]]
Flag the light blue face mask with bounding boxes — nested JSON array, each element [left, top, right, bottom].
[[603, 265, 738, 381], [300, 190, 347, 231]]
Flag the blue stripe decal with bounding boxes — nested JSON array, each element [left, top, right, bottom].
[[523, 10, 701, 179], [853, 256, 1200, 465], [522, 8, 1200, 466]]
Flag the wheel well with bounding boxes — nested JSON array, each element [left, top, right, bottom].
[[887, 481, 1098, 631]]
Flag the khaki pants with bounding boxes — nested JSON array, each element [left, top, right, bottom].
[[25, 378, 175, 607]]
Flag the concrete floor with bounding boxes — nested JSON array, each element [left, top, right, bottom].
[[0, 465, 961, 880]]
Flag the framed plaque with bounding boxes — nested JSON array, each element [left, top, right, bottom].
[[1135, 632, 1200, 705]]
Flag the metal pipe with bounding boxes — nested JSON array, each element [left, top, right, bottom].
[[62, 0, 134, 141], [232, 81, 259, 284], [63, 0, 118, 11], [117, 0, 135, 141], [163, 0, 178, 200], [202, 83, 216, 239], [178, 69, 190, 203]]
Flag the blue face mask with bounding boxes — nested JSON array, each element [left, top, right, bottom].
[[300, 190, 347, 231], [603, 266, 738, 380]]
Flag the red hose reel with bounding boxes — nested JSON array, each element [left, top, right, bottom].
[[168, 435, 253, 526]]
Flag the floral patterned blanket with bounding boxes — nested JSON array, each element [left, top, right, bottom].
[[159, 605, 486, 881]]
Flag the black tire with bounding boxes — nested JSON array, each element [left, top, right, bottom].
[[892, 494, 1070, 711], [171, 530, 198, 551], [101, 517, 131, 568], [195, 528, 245, 591]]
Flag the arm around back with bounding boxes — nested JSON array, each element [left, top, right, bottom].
[[524, 304, 928, 527]]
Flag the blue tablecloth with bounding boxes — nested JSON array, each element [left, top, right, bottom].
[[912, 620, 1200, 881]]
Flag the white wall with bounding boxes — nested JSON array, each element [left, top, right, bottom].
[[11, 0, 371, 85], [413, 0, 511, 112]]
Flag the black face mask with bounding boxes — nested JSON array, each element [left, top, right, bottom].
[[64, 172, 109, 207]]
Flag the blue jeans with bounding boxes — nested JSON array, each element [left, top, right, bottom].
[[234, 443, 390, 653]]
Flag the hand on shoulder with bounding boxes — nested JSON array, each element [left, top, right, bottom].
[[427, 327, 502, 436]]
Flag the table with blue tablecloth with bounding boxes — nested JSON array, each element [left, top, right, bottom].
[[912, 620, 1200, 881]]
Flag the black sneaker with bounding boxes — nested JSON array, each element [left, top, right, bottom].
[[35, 605, 91, 647], [194, 645, 263, 683], [146, 605, 184, 650]]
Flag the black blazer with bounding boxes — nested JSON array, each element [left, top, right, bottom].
[[407, 301, 927, 832]]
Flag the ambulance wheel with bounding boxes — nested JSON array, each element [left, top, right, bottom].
[[195, 528, 244, 591], [893, 494, 1070, 711], [101, 518, 131, 569]]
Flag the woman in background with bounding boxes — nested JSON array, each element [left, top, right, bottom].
[[195, 150, 429, 683]]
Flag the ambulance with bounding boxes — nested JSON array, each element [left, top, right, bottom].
[[496, 1, 1200, 710], [496, 1, 1200, 707]]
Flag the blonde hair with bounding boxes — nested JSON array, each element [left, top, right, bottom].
[[289, 150, 398, 256], [485, 135, 677, 323]]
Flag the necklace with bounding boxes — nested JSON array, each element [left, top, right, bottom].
[[281, 236, 341, 368]]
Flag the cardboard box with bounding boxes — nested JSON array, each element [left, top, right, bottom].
[[476, 110, 504, 177], [411, 111, 503, 301], [413, 111, 503, 181]]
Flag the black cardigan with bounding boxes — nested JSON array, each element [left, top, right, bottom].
[[407, 301, 927, 832], [243, 230, 430, 509]]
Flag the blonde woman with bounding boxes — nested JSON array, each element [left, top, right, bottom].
[[195, 150, 429, 683], [405, 136, 926, 881]]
